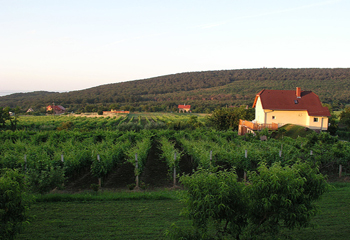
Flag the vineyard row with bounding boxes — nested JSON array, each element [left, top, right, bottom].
[[1, 129, 350, 193]]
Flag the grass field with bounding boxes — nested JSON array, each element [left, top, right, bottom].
[[16, 182, 350, 240], [17, 200, 186, 240], [17, 190, 188, 240], [282, 182, 350, 239]]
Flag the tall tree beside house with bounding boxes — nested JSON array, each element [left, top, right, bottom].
[[327, 113, 339, 135], [340, 107, 350, 130], [206, 106, 254, 130]]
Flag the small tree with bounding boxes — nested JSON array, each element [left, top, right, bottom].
[[246, 162, 328, 239], [168, 162, 328, 239], [0, 107, 19, 130], [339, 107, 350, 130], [0, 169, 32, 240], [206, 106, 254, 131], [327, 113, 338, 135], [177, 168, 248, 239], [26, 166, 65, 194], [0, 107, 8, 128]]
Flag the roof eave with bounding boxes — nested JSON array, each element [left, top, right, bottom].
[[252, 89, 265, 108]]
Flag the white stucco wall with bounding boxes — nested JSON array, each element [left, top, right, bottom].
[[255, 97, 265, 123], [262, 110, 308, 127], [308, 116, 329, 130]]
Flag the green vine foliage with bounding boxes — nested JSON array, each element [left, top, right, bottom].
[[26, 165, 65, 194], [159, 136, 182, 173], [0, 128, 349, 194], [90, 139, 131, 178], [126, 133, 153, 176]]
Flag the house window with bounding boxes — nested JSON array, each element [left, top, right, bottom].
[[272, 116, 276, 120], [314, 117, 319, 122]]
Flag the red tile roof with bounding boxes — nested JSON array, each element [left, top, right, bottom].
[[178, 105, 191, 109], [252, 89, 330, 117], [47, 105, 65, 111]]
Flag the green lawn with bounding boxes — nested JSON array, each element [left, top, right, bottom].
[[282, 182, 350, 239], [17, 183, 350, 240], [17, 199, 188, 240]]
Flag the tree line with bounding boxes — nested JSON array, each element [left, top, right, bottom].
[[1, 68, 350, 113]]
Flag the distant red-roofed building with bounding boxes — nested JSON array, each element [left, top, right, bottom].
[[178, 104, 191, 113], [46, 104, 65, 114], [238, 87, 330, 135]]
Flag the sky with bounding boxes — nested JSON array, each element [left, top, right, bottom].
[[1, 0, 349, 96]]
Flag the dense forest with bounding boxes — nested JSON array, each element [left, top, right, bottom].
[[1, 68, 350, 113]]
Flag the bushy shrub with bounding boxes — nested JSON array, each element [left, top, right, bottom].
[[26, 166, 65, 194], [0, 169, 32, 240], [168, 162, 328, 239], [206, 106, 254, 131]]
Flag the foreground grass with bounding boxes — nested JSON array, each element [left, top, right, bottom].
[[282, 182, 350, 239], [17, 200, 186, 240], [17, 190, 188, 240], [17, 183, 350, 240]]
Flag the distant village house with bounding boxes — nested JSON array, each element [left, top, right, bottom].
[[46, 104, 66, 114], [239, 87, 330, 135], [103, 109, 130, 115], [178, 104, 191, 113], [26, 108, 34, 113]]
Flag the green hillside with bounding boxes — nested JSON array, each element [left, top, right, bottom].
[[1, 68, 350, 113]]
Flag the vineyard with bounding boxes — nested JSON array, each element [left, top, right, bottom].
[[14, 113, 206, 131], [1, 115, 350, 193]]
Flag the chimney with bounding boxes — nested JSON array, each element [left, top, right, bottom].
[[296, 87, 301, 98]]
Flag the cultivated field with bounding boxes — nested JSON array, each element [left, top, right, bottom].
[[1, 114, 350, 239]]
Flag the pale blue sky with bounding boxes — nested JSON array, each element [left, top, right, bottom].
[[0, 0, 349, 95]]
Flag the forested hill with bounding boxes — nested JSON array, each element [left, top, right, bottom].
[[1, 68, 350, 113]]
